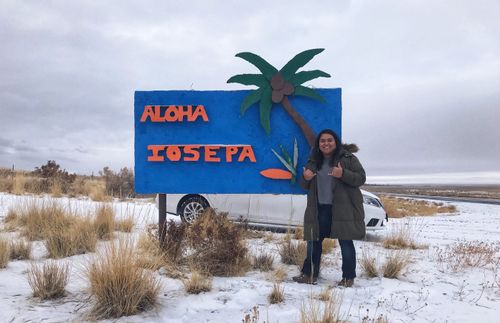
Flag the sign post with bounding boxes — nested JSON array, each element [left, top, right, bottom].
[[158, 193, 166, 244]]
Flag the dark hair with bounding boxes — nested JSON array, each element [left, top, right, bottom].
[[313, 129, 342, 170]]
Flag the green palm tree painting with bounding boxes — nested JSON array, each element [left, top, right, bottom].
[[227, 48, 331, 147]]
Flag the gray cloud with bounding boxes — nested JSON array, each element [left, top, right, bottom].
[[1, 0, 499, 179]]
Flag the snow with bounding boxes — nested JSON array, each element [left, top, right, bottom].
[[0, 193, 499, 322]]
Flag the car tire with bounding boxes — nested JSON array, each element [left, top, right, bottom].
[[178, 195, 209, 224]]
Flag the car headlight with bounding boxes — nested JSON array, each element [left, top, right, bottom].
[[363, 195, 383, 208]]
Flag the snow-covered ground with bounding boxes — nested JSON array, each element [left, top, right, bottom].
[[0, 193, 499, 322]]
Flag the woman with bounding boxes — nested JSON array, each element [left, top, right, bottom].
[[292, 129, 366, 287]]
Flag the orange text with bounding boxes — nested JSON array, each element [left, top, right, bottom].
[[147, 145, 257, 163], [140, 105, 209, 122]]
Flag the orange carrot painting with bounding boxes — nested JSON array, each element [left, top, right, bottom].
[[260, 138, 298, 184]]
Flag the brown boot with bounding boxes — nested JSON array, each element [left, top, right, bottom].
[[337, 278, 354, 288], [292, 274, 318, 284]]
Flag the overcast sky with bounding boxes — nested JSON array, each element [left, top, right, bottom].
[[1, 0, 499, 181]]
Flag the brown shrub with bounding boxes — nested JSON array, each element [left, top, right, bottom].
[[278, 234, 306, 266], [161, 220, 187, 263], [99, 167, 135, 198], [87, 239, 161, 319], [380, 196, 456, 218], [187, 208, 248, 276], [27, 261, 70, 300], [182, 270, 212, 294], [435, 241, 497, 272], [9, 239, 32, 260], [268, 283, 285, 304]]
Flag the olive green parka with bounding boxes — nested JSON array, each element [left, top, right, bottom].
[[300, 144, 366, 241]]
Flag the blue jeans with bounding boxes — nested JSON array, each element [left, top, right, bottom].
[[301, 204, 332, 278], [338, 239, 356, 279]]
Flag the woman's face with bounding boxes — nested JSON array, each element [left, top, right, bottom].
[[319, 133, 336, 156]]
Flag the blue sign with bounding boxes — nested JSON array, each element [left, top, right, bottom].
[[134, 89, 341, 194]]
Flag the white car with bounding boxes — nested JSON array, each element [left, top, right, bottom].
[[162, 190, 387, 231]]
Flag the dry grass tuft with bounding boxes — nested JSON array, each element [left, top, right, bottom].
[[136, 231, 168, 271], [382, 221, 426, 250], [382, 250, 411, 279], [272, 267, 288, 283], [87, 239, 161, 319], [12, 174, 27, 195], [435, 241, 497, 272], [45, 217, 97, 258], [27, 261, 69, 300], [360, 249, 379, 278], [3, 208, 20, 231], [315, 287, 333, 302], [0, 168, 13, 192], [187, 208, 249, 276], [293, 227, 304, 240], [322, 238, 337, 254], [94, 204, 115, 240], [380, 195, 456, 218], [11, 200, 97, 258], [300, 290, 344, 323], [115, 216, 134, 232], [71, 178, 109, 201], [89, 181, 109, 202], [18, 201, 73, 241], [0, 239, 10, 268], [264, 232, 276, 242], [268, 283, 285, 304], [9, 239, 32, 260], [4, 208, 19, 223], [182, 270, 212, 294], [278, 234, 307, 266], [252, 251, 275, 272], [50, 179, 63, 197]]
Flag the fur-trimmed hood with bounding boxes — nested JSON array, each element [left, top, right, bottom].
[[342, 143, 359, 153]]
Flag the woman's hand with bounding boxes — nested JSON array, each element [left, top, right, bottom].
[[330, 162, 343, 178], [303, 167, 316, 181]]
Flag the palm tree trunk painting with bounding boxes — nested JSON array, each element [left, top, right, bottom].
[[281, 96, 316, 147]]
